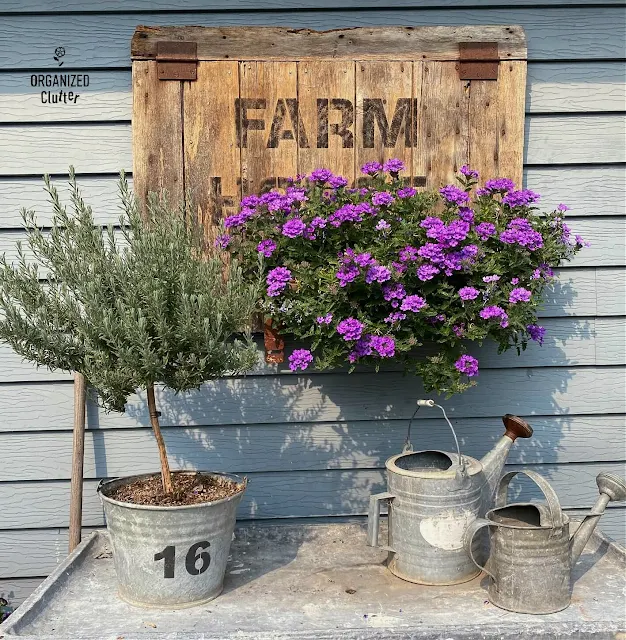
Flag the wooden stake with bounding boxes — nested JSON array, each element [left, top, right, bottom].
[[68, 372, 86, 553], [146, 383, 174, 494]]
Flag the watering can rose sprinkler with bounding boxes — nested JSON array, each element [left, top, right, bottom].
[[463, 469, 626, 614], [367, 399, 533, 586]]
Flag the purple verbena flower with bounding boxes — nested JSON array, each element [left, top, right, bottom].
[[459, 286, 480, 301], [365, 265, 392, 284], [288, 349, 314, 372], [361, 161, 383, 175], [383, 159, 406, 174], [337, 318, 364, 341], [399, 246, 419, 262], [354, 252, 375, 268], [483, 178, 516, 193], [257, 239, 277, 257], [509, 287, 532, 304], [417, 264, 440, 281], [458, 207, 475, 223], [384, 312, 406, 324], [309, 168, 334, 183], [455, 354, 479, 377], [282, 218, 306, 238], [382, 282, 406, 301], [527, 324, 547, 346], [316, 313, 333, 325], [440, 184, 471, 206], [502, 189, 541, 208], [557, 203, 570, 212], [328, 175, 348, 189], [376, 219, 391, 231], [418, 243, 445, 264], [475, 222, 497, 241], [266, 266, 291, 297], [328, 203, 364, 227], [397, 186, 417, 199], [372, 191, 395, 206], [214, 234, 231, 249], [453, 324, 465, 337], [400, 295, 426, 312], [480, 305, 508, 328], [511, 277, 519, 284], [370, 335, 395, 358], [460, 165, 479, 180], [336, 265, 359, 287], [483, 275, 500, 283], [499, 218, 544, 251]]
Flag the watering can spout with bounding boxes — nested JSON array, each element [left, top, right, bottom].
[[570, 472, 626, 564], [480, 415, 533, 501]]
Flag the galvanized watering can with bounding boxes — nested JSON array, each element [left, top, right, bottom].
[[463, 469, 626, 614], [367, 399, 533, 585]]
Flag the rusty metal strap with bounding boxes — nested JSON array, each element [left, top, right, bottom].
[[458, 42, 499, 81], [156, 41, 198, 81]]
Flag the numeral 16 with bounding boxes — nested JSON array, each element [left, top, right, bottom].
[[154, 541, 211, 579]]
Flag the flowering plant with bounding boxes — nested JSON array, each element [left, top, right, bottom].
[[222, 161, 586, 394]]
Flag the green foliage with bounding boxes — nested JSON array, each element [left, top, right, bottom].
[[0, 169, 261, 412]]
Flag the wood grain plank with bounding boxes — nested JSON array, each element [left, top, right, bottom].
[[1, 414, 624, 482], [496, 60, 526, 186], [0, 115, 623, 176], [0, 367, 623, 433], [0, 168, 621, 229], [2, 0, 619, 10], [1, 9, 623, 71], [239, 61, 298, 194], [468, 78, 499, 182], [131, 61, 183, 208], [184, 61, 240, 245], [356, 61, 415, 182], [416, 61, 469, 188], [133, 25, 526, 62], [297, 60, 356, 183], [1, 462, 623, 530]]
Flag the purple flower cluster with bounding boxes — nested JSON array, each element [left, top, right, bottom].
[[480, 305, 509, 328], [361, 161, 383, 175], [478, 178, 515, 194], [455, 354, 479, 377], [475, 222, 496, 241], [376, 219, 391, 231], [348, 334, 396, 362], [316, 313, 333, 325], [460, 165, 479, 180], [384, 312, 406, 324], [458, 207, 475, 223], [439, 184, 471, 206], [509, 287, 532, 304], [328, 202, 373, 227], [257, 239, 277, 257], [500, 218, 544, 251], [366, 265, 392, 284], [309, 168, 334, 183], [382, 282, 406, 302], [417, 264, 440, 281], [215, 234, 231, 249], [483, 274, 500, 283], [527, 324, 546, 345], [459, 286, 480, 301], [383, 159, 406, 174], [397, 186, 417, 199], [399, 246, 419, 262], [337, 317, 364, 341], [400, 295, 426, 312], [266, 266, 291, 297], [502, 189, 540, 208], [288, 349, 314, 372], [372, 191, 395, 206], [282, 218, 306, 238], [421, 217, 470, 247]]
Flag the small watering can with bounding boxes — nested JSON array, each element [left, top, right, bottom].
[[367, 399, 533, 585], [463, 469, 626, 614]]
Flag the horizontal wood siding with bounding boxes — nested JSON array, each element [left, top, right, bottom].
[[0, 0, 624, 604]]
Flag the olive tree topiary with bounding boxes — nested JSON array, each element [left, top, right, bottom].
[[0, 169, 260, 493]]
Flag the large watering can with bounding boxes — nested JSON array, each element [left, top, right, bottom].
[[367, 399, 533, 585], [463, 469, 626, 614]]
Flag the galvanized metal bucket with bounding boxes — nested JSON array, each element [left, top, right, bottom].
[[98, 471, 246, 608]]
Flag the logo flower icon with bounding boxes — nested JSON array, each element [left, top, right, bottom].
[[53, 47, 65, 65]]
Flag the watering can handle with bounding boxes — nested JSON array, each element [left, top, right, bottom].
[[367, 492, 395, 552], [463, 518, 496, 584], [496, 470, 565, 528]]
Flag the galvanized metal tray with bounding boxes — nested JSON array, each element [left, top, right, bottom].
[[1, 521, 624, 639]]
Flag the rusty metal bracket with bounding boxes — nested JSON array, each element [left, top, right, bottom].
[[264, 318, 285, 364], [156, 41, 198, 81], [458, 42, 499, 80]]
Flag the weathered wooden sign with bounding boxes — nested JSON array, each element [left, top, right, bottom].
[[131, 26, 527, 237]]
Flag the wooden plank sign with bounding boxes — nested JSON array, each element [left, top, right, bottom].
[[131, 26, 527, 239]]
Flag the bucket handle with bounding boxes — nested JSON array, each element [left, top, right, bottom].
[[463, 518, 497, 584], [367, 492, 395, 552], [496, 470, 564, 528], [415, 400, 466, 472]]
